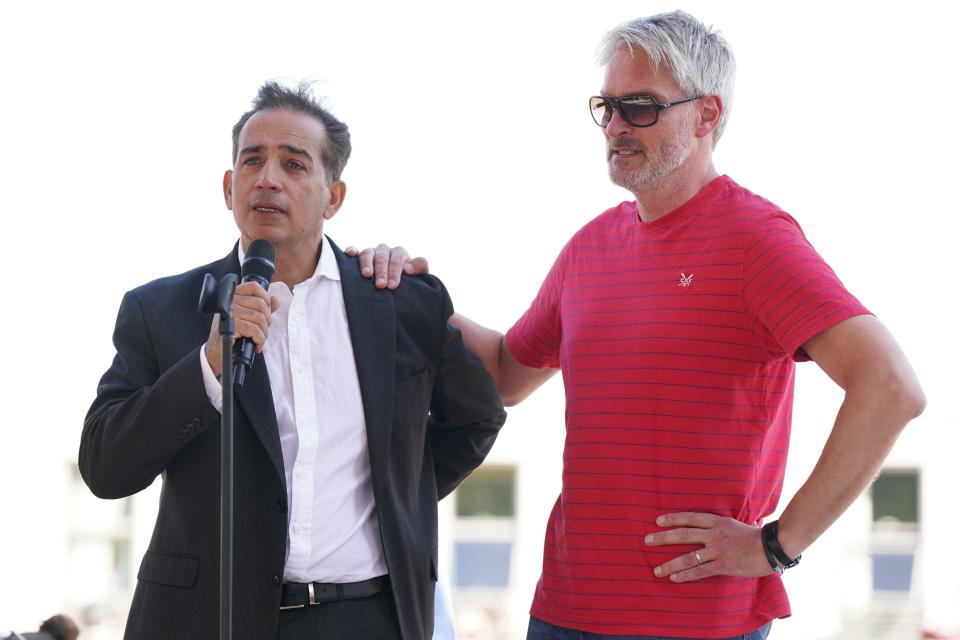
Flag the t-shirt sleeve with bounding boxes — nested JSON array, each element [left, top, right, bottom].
[[742, 212, 871, 361], [505, 246, 569, 370]]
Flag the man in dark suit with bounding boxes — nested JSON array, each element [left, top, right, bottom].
[[79, 81, 506, 640]]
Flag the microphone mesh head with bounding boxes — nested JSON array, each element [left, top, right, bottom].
[[242, 239, 276, 282]]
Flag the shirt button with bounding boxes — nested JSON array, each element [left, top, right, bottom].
[[271, 574, 281, 587], [294, 525, 305, 535]]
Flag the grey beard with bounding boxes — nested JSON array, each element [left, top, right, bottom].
[[608, 123, 695, 196]]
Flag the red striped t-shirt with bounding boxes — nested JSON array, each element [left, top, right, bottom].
[[505, 175, 869, 637]]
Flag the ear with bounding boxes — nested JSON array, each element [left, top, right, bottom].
[[323, 180, 347, 221], [222, 170, 234, 210], [694, 95, 723, 140]]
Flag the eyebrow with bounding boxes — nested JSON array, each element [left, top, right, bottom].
[[239, 144, 315, 161]]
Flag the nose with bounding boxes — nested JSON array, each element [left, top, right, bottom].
[[604, 108, 633, 138], [255, 161, 282, 191]]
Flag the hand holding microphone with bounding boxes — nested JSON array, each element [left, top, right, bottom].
[[203, 240, 277, 384]]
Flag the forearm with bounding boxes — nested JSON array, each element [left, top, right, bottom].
[[645, 316, 924, 582], [449, 312, 556, 405], [448, 312, 506, 382], [776, 365, 925, 560]]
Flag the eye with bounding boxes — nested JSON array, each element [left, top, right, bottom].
[[242, 156, 261, 166], [286, 159, 305, 170]]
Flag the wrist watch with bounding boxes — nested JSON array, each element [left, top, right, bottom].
[[761, 520, 801, 573]]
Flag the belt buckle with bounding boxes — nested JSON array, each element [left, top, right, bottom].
[[308, 582, 318, 606]]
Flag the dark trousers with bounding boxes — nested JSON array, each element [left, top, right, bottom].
[[527, 616, 773, 640], [276, 589, 402, 639]]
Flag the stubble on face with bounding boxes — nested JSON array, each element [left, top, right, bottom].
[[607, 113, 696, 196]]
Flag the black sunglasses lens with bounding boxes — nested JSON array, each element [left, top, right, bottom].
[[590, 96, 659, 127], [620, 99, 658, 127], [589, 97, 613, 127]]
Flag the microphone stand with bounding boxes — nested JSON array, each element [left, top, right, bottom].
[[199, 272, 239, 640]]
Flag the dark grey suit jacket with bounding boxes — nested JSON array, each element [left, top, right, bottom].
[[79, 237, 506, 640]]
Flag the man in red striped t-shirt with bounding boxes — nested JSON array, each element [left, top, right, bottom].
[[356, 9, 924, 639]]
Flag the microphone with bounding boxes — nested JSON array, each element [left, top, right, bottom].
[[232, 239, 276, 386]]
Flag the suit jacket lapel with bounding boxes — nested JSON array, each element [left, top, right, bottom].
[[330, 238, 396, 476], [210, 244, 286, 485], [235, 356, 284, 482], [215, 237, 395, 489]]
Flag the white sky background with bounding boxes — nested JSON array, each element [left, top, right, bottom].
[[1, 0, 958, 625]]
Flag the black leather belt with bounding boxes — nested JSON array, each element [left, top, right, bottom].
[[280, 575, 388, 610]]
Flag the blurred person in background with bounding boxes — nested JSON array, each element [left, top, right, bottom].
[[5, 614, 80, 640]]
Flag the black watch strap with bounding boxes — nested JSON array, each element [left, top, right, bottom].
[[760, 528, 784, 574], [761, 520, 801, 570]]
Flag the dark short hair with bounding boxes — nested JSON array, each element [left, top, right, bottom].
[[231, 81, 351, 182], [39, 614, 80, 640]]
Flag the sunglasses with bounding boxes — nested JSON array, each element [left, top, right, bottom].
[[589, 94, 703, 128]]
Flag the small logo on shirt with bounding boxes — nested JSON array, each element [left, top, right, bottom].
[[679, 273, 694, 287]]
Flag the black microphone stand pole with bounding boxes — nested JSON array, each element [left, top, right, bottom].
[[219, 307, 235, 640], [198, 272, 238, 640]]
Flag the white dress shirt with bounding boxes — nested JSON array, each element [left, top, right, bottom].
[[201, 236, 388, 583]]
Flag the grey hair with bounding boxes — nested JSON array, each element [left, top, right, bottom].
[[598, 10, 736, 146]]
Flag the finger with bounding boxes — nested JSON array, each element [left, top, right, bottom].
[[232, 295, 273, 327], [232, 307, 272, 337], [666, 559, 716, 583], [655, 512, 721, 529], [233, 318, 268, 350], [344, 245, 358, 256], [230, 294, 273, 344], [373, 244, 391, 288], [358, 247, 375, 277], [233, 295, 272, 316], [208, 312, 221, 337], [386, 246, 411, 289], [402, 256, 430, 276], [205, 314, 223, 376], [653, 548, 711, 579], [645, 526, 707, 547], [235, 279, 272, 295], [234, 281, 273, 310]]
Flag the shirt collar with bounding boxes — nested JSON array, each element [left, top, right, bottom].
[[314, 235, 341, 282], [235, 235, 341, 285]]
